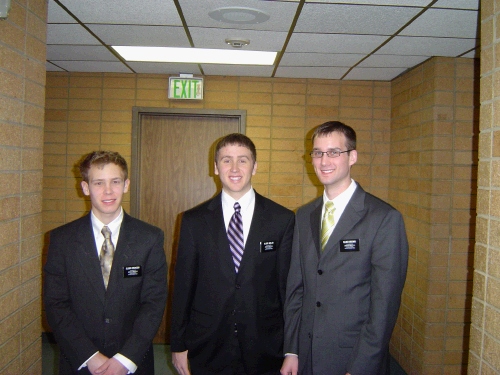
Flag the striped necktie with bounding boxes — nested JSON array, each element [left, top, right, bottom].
[[100, 225, 115, 288], [321, 201, 335, 250], [227, 202, 244, 273]]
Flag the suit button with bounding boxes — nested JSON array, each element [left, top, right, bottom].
[[316, 301, 321, 307], [235, 284, 241, 289], [105, 318, 111, 324], [317, 270, 323, 275]]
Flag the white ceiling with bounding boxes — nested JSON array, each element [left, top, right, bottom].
[[46, 0, 480, 81]]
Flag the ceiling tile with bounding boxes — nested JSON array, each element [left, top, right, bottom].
[[275, 66, 349, 79], [280, 52, 365, 67], [287, 33, 388, 54], [47, 0, 76, 23], [344, 67, 408, 80], [401, 8, 479, 38], [49, 61, 132, 73], [57, 0, 182, 25], [378, 36, 477, 56], [127, 62, 203, 75], [358, 54, 429, 67], [200, 64, 275, 77], [47, 45, 119, 60], [179, 0, 299, 31], [47, 24, 101, 45], [295, 3, 422, 34], [433, 0, 479, 10], [88, 25, 191, 47]]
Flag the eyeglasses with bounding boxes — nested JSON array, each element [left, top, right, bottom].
[[309, 150, 353, 158]]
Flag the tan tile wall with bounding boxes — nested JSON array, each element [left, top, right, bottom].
[[0, 0, 47, 373], [43, 74, 392, 233], [390, 57, 478, 374], [468, 1, 500, 373]]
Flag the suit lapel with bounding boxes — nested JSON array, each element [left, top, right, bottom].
[[239, 193, 267, 275], [205, 194, 237, 281], [75, 214, 106, 303], [309, 197, 323, 256], [326, 185, 366, 250], [106, 213, 135, 294]]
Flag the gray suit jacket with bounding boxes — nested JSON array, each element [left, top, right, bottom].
[[44, 212, 168, 374], [284, 183, 408, 375]]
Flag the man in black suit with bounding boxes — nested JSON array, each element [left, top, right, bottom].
[[44, 150, 168, 375], [170, 133, 295, 375]]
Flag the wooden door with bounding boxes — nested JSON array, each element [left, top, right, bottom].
[[131, 108, 245, 343]]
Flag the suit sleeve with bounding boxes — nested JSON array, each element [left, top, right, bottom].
[[118, 228, 168, 364], [348, 209, 408, 374], [43, 229, 99, 369], [283, 215, 304, 355], [170, 213, 198, 352]]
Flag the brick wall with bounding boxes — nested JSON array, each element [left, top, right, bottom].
[[0, 0, 47, 373], [468, 1, 500, 373], [390, 57, 478, 374]]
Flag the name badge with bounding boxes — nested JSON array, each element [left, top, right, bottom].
[[340, 239, 360, 252], [260, 241, 276, 253], [123, 266, 142, 278]]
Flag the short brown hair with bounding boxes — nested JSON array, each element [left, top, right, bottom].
[[215, 133, 257, 162], [312, 121, 357, 151], [79, 150, 128, 183]]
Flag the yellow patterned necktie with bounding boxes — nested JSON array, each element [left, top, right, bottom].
[[100, 226, 115, 288], [321, 201, 335, 250]]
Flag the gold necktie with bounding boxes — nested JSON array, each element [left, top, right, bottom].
[[100, 226, 115, 288], [321, 201, 335, 250]]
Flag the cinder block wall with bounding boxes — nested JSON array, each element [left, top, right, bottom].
[[468, 1, 500, 373], [389, 57, 478, 374], [0, 0, 47, 373]]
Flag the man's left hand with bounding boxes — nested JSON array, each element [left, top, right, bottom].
[[94, 357, 128, 375]]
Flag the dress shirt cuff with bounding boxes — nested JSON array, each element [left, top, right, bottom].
[[284, 353, 298, 357], [78, 351, 99, 370], [114, 353, 137, 374]]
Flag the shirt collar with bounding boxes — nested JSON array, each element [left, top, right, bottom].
[[91, 207, 124, 235], [323, 179, 357, 206], [221, 188, 255, 212]]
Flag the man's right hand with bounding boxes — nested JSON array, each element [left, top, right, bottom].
[[172, 350, 191, 375], [280, 355, 298, 375], [87, 352, 109, 375]]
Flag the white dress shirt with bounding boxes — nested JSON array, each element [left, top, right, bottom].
[[321, 179, 358, 238], [221, 188, 256, 246], [79, 208, 137, 374]]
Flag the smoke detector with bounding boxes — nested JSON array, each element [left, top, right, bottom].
[[225, 38, 250, 48]]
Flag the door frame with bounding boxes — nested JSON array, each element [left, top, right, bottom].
[[130, 107, 247, 217]]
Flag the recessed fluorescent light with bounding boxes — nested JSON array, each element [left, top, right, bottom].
[[112, 46, 277, 65]]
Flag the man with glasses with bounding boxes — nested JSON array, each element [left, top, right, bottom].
[[281, 121, 408, 375]]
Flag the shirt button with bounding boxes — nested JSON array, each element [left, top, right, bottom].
[[317, 270, 323, 275], [316, 301, 321, 307]]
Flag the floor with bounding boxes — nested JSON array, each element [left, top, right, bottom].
[[42, 333, 407, 374]]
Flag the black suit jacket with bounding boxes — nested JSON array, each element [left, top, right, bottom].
[[44, 212, 168, 375], [170, 192, 295, 374]]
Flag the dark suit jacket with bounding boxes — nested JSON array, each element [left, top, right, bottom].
[[284, 183, 408, 375], [170, 191, 295, 374], [44, 212, 168, 375]]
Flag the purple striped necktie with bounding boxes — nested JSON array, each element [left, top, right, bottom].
[[227, 202, 244, 273]]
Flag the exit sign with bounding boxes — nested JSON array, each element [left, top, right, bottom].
[[168, 77, 203, 100]]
